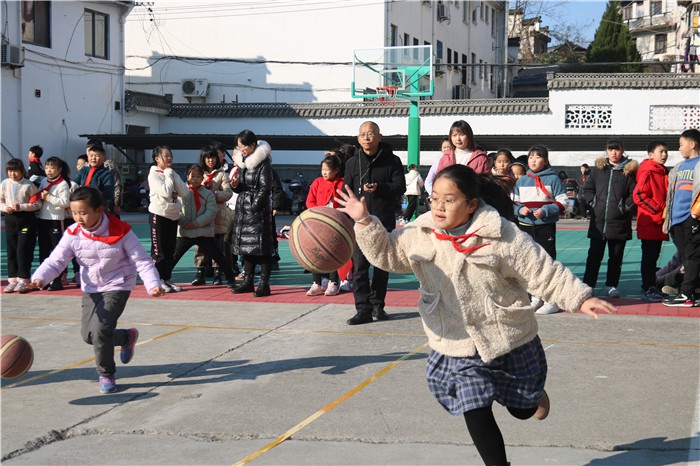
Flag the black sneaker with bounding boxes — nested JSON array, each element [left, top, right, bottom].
[[347, 312, 373, 325], [372, 306, 390, 321], [662, 293, 695, 307]]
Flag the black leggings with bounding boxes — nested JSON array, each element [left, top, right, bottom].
[[463, 405, 537, 466]]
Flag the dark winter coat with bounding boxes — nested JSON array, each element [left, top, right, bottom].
[[74, 164, 115, 212], [582, 156, 638, 241], [343, 142, 406, 231], [230, 141, 274, 256]]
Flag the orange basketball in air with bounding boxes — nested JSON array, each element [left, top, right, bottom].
[[289, 207, 355, 274], [1, 335, 34, 379]]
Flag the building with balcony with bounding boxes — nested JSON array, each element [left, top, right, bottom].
[[621, 0, 700, 72]]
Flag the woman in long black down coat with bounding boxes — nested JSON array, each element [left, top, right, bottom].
[[230, 130, 274, 297]]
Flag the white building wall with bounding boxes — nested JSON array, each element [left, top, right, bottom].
[[1, 1, 131, 163], [124, 0, 506, 108], [153, 84, 698, 168]]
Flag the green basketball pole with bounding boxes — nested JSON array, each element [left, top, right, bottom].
[[407, 100, 420, 168]]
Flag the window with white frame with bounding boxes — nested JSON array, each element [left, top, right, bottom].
[[85, 9, 108, 59], [651, 1, 662, 15], [22, 0, 51, 47]]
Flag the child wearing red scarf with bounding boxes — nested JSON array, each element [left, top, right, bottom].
[[171, 165, 237, 288], [512, 145, 569, 315], [27, 144, 46, 187], [35, 157, 72, 291], [31, 186, 164, 394], [337, 164, 615, 466]]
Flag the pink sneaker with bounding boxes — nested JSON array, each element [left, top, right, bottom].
[[306, 283, 324, 296], [325, 282, 339, 296]]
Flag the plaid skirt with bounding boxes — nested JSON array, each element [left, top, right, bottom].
[[426, 336, 547, 415]]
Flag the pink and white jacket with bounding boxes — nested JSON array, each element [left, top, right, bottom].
[[32, 213, 161, 293]]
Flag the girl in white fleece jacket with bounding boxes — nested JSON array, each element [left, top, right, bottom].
[[147, 146, 190, 292], [337, 164, 615, 466]]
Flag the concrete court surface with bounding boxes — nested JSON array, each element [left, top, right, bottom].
[[1, 288, 699, 465]]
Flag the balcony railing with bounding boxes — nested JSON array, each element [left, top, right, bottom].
[[625, 12, 674, 31]]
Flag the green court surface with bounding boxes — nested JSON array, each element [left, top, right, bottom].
[[1, 219, 678, 300]]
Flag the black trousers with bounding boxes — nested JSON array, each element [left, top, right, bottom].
[[583, 237, 627, 288], [38, 218, 65, 262], [351, 246, 389, 314], [670, 217, 700, 297], [640, 239, 663, 291], [404, 195, 419, 221], [150, 213, 178, 281], [173, 236, 235, 281], [517, 222, 557, 259], [5, 212, 37, 279]]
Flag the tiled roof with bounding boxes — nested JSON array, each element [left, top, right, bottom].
[[548, 73, 700, 89], [167, 98, 550, 119], [124, 90, 172, 111]]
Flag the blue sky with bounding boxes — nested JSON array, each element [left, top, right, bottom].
[[522, 0, 609, 46]]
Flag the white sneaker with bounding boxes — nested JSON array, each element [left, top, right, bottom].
[[164, 279, 181, 292], [161, 279, 174, 293], [325, 282, 339, 296], [607, 286, 621, 298], [15, 281, 28, 293], [530, 296, 543, 311], [4, 281, 18, 293], [339, 280, 352, 292], [535, 302, 560, 315], [306, 283, 324, 296]]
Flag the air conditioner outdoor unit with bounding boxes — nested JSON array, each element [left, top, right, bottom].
[[181, 78, 208, 97], [1, 43, 24, 67]]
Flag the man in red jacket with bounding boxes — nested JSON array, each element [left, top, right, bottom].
[[633, 140, 669, 302]]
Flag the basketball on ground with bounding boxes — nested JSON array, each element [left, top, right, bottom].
[[289, 206, 355, 274], [1, 334, 34, 379]]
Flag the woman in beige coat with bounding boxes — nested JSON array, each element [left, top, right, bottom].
[[337, 164, 615, 466]]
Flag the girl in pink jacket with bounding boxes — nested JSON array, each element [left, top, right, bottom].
[[32, 186, 164, 394]]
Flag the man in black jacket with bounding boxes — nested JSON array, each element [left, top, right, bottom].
[[343, 121, 406, 325]]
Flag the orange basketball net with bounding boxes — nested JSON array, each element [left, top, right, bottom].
[[376, 86, 398, 107]]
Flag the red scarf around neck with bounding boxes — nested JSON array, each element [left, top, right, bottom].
[[84, 166, 97, 187], [29, 156, 43, 167], [526, 174, 553, 199], [432, 227, 491, 255], [204, 171, 217, 189], [66, 213, 132, 245], [29, 175, 64, 203], [189, 185, 205, 211]]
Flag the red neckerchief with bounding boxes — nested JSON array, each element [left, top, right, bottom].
[[66, 213, 132, 245], [29, 156, 43, 167], [432, 227, 491, 255], [526, 174, 553, 199], [189, 185, 205, 211], [203, 171, 217, 189], [84, 166, 97, 187], [29, 175, 64, 203]]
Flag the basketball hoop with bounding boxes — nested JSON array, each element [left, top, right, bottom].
[[376, 86, 398, 107]]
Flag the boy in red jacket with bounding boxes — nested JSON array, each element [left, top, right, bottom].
[[633, 140, 669, 302]]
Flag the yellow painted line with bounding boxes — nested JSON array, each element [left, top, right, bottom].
[[1, 327, 192, 390], [232, 342, 429, 466]]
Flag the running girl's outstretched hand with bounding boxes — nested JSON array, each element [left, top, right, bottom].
[[578, 297, 616, 318], [336, 185, 368, 223], [149, 286, 166, 297]]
